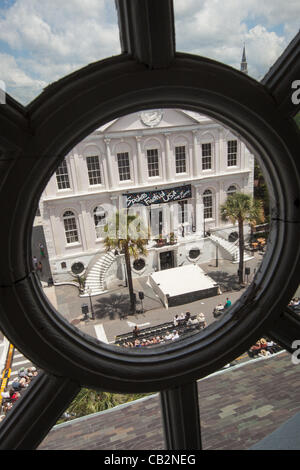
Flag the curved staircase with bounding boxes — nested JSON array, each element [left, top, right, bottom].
[[209, 234, 253, 264], [81, 251, 117, 297]]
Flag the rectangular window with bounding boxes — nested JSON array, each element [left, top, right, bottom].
[[175, 146, 186, 173], [227, 140, 237, 167], [202, 143, 212, 170], [178, 200, 188, 224], [64, 217, 78, 244], [117, 152, 131, 181], [203, 192, 213, 219], [86, 156, 102, 185], [56, 160, 70, 189], [147, 149, 159, 177]]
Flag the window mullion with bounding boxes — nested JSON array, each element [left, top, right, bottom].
[[0, 372, 80, 450], [160, 380, 202, 450]]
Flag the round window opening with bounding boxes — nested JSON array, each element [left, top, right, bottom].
[[32, 108, 270, 355], [133, 258, 146, 271], [189, 248, 200, 259], [71, 262, 85, 275], [228, 232, 239, 243]]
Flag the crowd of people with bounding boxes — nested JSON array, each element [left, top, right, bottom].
[[173, 311, 207, 329], [120, 311, 208, 348], [289, 298, 300, 311], [248, 337, 282, 358], [0, 367, 39, 422]]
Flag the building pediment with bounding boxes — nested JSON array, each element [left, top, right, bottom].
[[97, 109, 207, 134]]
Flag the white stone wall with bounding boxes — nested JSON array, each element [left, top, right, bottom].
[[39, 109, 255, 282]]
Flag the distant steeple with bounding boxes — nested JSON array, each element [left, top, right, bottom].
[[240, 44, 248, 74]]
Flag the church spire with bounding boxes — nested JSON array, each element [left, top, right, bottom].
[[241, 44, 248, 74]]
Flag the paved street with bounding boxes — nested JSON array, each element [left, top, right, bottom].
[[43, 251, 266, 344]]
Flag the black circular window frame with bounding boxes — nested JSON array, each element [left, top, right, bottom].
[[71, 262, 85, 275], [228, 232, 239, 243], [0, 54, 300, 394], [189, 248, 201, 259], [133, 258, 146, 271]]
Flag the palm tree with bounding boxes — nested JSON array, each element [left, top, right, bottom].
[[103, 210, 148, 313], [220, 193, 264, 284]]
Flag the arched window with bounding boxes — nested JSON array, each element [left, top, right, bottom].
[[227, 185, 237, 196], [203, 189, 213, 219], [63, 211, 79, 244], [94, 206, 107, 239]]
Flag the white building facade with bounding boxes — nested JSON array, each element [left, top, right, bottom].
[[40, 109, 254, 292]]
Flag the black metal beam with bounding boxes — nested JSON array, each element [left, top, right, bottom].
[[115, 0, 176, 68], [261, 31, 300, 118], [160, 381, 202, 450], [0, 372, 80, 450], [267, 307, 300, 353]]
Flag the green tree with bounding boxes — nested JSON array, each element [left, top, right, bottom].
[[220, 193, 264, 284], [104, 210, 148, 313], [254, 159, 269, 217], [57, 388, 149, 423]]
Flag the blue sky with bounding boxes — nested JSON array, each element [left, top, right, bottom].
[[0, 0, 299, 105]]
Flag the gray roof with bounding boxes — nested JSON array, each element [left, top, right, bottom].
[[38, 351, 300, 450]]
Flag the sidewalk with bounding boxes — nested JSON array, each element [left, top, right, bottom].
[[47, 252, 264, 343]]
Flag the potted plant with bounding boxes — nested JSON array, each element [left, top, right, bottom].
[[169, 232, 176, 245]]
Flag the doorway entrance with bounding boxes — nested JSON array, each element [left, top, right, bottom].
[[160, 250, 174, 270]]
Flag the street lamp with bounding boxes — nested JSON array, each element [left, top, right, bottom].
[[81, 303, 89, 322], [86, 287, 95, 320]]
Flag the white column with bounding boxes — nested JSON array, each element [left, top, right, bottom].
[[218, 129, 224, 173], [68, 153, 78, 193], [78, 200, 88, 251], [164, 133, 172, 181], [195, 186, 204, 237], [172, 202, 180, 238], [80, 200, 94, 250], [192, 130, 200, 177], [215, 181, 220, 228], [135, 136, 144, 185], [104, 138, 114, 189], [162, 204, 170, 238]]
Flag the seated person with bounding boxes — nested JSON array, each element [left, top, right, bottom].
[[27, 367, 38, 378], [1, 388, 14, 400], [10, 391, 21, 403], [172, 330, 180, 341], [184, 312, 191, 322], [196, 313, 207, 329], [224, 298, 232, 309], [259, 338, 268, 349], [164, 331, 174, 341], [2, 402, 13, 414], [215, 303, 224, 311], [187, 317, 199, 326], [259, 349, 272, 357], [249, 341, 262, 356]]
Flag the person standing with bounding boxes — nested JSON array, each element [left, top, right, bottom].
[[39, 243, 45, 258], [33, 256, 38, 269]]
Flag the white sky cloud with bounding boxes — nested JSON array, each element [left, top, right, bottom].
[[0, 0, 298, 105]]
